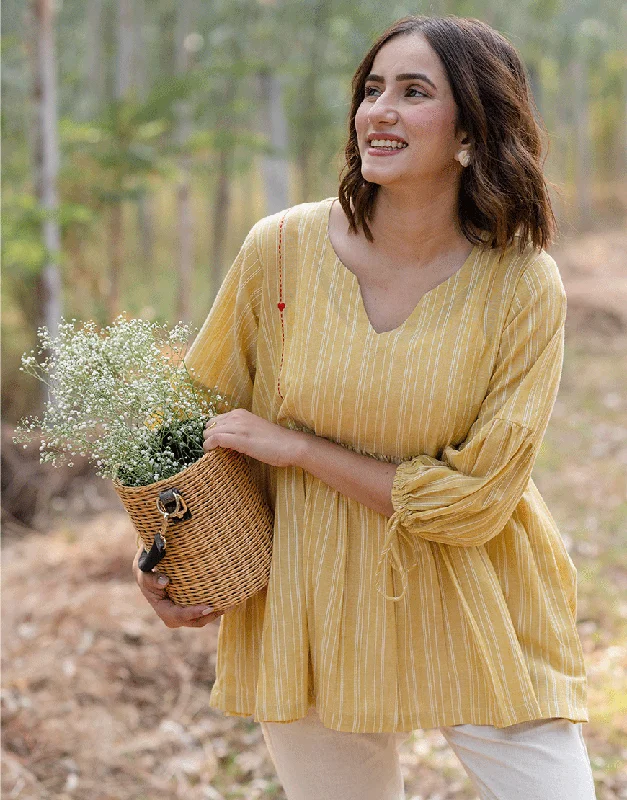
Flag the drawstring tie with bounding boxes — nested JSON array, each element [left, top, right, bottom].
[[376, 508, 516, 722], [375, 509, 419, 602]]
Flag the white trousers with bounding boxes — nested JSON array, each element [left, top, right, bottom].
[[259, 706, 596, 800]]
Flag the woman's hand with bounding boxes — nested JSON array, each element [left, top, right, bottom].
[[203, 408, 304, 468], [132, 547, 233, 627]]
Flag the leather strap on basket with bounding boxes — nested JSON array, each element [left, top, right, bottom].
[[137, 487, 191, 573]]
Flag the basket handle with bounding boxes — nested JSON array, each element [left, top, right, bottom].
[[138, 531, 166, 572], [137, 488, 191, 573]]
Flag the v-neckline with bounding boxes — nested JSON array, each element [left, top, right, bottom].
[[323, 197, 478, 337]]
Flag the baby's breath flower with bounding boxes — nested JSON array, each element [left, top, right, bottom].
[[14, 316, 221, 487]]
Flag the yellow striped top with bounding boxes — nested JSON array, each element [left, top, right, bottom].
[[185, 196, 588, 733]]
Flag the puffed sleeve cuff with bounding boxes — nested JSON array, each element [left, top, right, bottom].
[[375, 419, 536, 602]]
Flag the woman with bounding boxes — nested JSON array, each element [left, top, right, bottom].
[[134, 15, 596, 800]]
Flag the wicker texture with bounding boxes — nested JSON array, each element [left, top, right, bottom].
[[114, 448, 274, 608]]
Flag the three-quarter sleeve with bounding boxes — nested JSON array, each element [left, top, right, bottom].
[[377, 254, 567, 601], [184, 225, 263, 413]]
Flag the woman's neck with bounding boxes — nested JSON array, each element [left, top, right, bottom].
[[365, 183, 467, 270]]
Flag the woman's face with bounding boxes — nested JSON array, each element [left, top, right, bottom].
[[354, 32, 467, 189]]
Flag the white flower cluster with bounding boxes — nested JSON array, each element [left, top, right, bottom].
[[14, 316, 225, 487]]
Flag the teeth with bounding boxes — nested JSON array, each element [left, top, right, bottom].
[[370, 139, 408, 149]]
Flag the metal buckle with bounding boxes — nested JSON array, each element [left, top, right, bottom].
[[156, 488, 189, 521]]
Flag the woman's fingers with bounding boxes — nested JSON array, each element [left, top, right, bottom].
[[183, 614, 224, 627], [141, 569, 170, 600], [132, 546, 236, 627], [201, 408, 298, 468], [152, 596, 222, 627], [132, 550, 169, 601], [203, 413, 222, 439]]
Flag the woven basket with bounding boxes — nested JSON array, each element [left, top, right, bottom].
[[114, 448, 274, 609]]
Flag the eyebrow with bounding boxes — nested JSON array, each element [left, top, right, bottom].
[[365, 72, 437, 91]]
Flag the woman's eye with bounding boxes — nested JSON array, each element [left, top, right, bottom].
[[407, 87, 427, 97], [364, 86, 427, 98]]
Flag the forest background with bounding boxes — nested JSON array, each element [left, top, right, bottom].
[[2, 1, 626, 799]]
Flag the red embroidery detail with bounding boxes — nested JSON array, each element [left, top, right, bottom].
[[276, 213, 287, 400]]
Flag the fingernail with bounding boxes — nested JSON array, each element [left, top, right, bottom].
[[201, 606, 214, 615], [157, 575, 168, 586]]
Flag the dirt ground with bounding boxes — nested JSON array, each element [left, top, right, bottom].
[[2, 225, 626, 800]]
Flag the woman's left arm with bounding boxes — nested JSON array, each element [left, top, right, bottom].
[[203, 409, 398, 516]]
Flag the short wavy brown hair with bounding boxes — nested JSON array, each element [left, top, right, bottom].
[[338, 15, 557, 253]]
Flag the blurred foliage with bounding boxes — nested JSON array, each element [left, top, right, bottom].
[[1, 0, 625, 421]]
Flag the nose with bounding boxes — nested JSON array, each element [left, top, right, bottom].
[[367, 91, 399, 126]]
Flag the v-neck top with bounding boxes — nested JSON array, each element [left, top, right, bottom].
[[327, 200, 480, 336], [185, 197, 588, 733]]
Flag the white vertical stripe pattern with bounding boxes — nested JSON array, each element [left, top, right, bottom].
[[184, 198, 588, 733]]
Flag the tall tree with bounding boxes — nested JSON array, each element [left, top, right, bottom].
[[32, 0, 62, 379], [572, 50, 593, 227], [175, 0, 195, 323], [106, 0, 135, 319], [116, 0, 134, 99], [294, 0, 332, 203], [84, 0, 105, 119], [134, 0, 154, 271], [258, 68, 290, 214], [210, 69, 238, 297]]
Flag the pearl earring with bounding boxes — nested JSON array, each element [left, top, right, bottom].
[[456, 150, 471, 168]]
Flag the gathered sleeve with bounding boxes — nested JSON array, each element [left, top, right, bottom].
[[184, 224, 263, 413], [376, 254, 567, 601]]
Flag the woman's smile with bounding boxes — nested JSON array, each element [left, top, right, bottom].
[[366, 142, 409, 156], [364, 133, 410, 157]]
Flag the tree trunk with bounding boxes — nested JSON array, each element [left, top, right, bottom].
[[551, 60, 572, 230], [258, 69, 290, 214], [84, 0, 104, 118], [137, 189, 154, 273], [526, 60, 543, 121], [295, 0, 331, 203], [571, 53, 593, 228], [134, 0, 147, 99], [622, 73, 627, 181], [107, 204, 124, 320], [175, 0, 195, 323], [211, 150, 231, 297], [134, 0, 154, 272], [25, 5, 43, 199], [33, 0, 62, 354], [211, 72, 238, 297], [106, 0, 134, 318], [116, 0, 134, 99]]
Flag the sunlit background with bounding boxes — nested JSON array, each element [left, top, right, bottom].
[[2, 1, 626, 799]]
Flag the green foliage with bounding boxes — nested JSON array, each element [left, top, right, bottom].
[[114, 416, 207, 487], [2, 192, 47, 279], [61, 97, 174, 204]]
